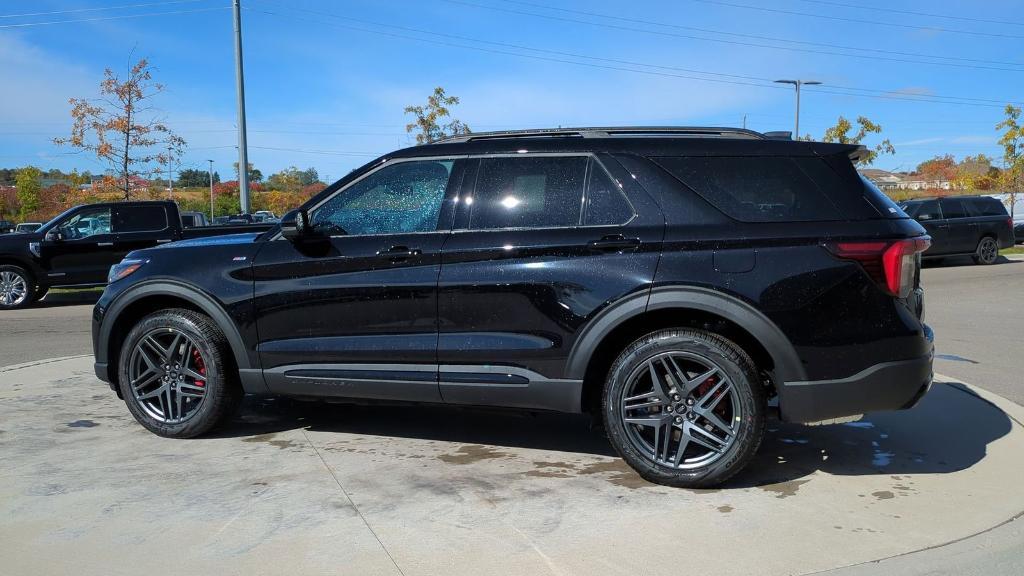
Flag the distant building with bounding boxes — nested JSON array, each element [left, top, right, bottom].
[[859, 169, 954, 191]]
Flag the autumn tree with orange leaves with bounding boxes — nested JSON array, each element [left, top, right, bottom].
[[55, 59, 185, 200]]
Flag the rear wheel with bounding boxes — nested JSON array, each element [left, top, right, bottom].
[[118, 309, 241, 438], [603, 329, 766, 488], [0, 265, 35, 310], [973, 236, 999, 265]]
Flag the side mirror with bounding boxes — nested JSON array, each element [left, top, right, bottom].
[[280, 209, 309, 242], [44, 229, 64, 242]]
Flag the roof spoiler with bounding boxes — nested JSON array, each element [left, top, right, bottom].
[[847, 145, 869, 163], [763, 131, 792, 140]]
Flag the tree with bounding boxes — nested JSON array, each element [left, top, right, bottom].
[[176, 168, 219, 188], [267, 166, 305, 192], [915, 155, 958, 182], [233, 162, 262, 183], [954, 155, 998, 191], [299, 167, 320, 186], [15, 167, 42, 220], [54, 58, 185, 200], [821, 116, 895, 166], [404, 87, 471, 145], [996, 104, 1023, 218]]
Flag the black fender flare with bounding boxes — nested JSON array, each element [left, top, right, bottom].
[[565, 285, 806, 385], [97, 280, 254, 375]]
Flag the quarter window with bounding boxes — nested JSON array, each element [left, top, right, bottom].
[[585, 159, 634, 225], [469, 156, 587, 230], [310, 160, 453, 235]]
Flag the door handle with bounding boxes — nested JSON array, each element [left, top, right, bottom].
[[376, 245, 422, 261], [97, 242, 114, 247], [587, 235, 641, 252]]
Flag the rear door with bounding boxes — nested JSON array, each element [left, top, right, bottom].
[[113, 204, 175, 259], [436, 154, 662, 410], [938, 197, 976, 253]]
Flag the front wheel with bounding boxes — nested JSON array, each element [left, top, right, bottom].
[[118, 309, 242, 438], [0, 265, 36, 310], [603, 329, 766, 488], [973, 236, 999, 265]]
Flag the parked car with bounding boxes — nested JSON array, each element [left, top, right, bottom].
[[254, 210, 277, 221], [0, 201, 274, 310], [92, 127, 934, 488], [15, 222, 43, 233], [0, 220, 14, 234], [1014, 218, 1024, 244], [898, 196, 1014, 264], [179, 212, 209, 229]]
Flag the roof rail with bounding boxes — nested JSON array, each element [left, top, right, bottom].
[[432, 126, 768, 144]]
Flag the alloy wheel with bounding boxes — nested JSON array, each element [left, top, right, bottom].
[[620, 351, 740, 469], [979, 237, 998, 264], [128, 329, 209, 424], [0, 270, 28, 307]]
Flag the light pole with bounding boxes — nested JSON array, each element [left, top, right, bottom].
[[232, 0, 250, 214], [207, 159, 215, 222], [774, 79, 821, 139]]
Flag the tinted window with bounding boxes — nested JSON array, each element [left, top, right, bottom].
[[654, 156, 842, 222], [58, 206, 111, 239], [913, 200, 942, 221], [968, 197, 1007, 217], [585, 159, 633, 225], [114, 205, 168, 233], [939, 198, 968, 219], [469, 156, 586, 229], [311, 160, 452, 235]]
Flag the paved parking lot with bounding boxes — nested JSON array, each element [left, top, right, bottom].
[[1, 259, 1022, 574], [2, 357, 1023, 575]]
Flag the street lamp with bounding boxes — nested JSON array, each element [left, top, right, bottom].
[[774, 79, 821, 139], [207, 159, 215, 222]]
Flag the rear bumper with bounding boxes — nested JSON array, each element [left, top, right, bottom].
[[780, 325, 934, 423]]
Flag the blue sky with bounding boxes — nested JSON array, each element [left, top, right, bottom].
[[1, 0, 1022, 180]]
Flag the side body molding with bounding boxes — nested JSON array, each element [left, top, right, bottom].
[[565, 285, 806, 389], [96, 281, 267, 393]]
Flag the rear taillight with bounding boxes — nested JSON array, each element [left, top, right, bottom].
[[827, 237, 931, 298]]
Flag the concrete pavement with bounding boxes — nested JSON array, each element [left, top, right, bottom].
[[2, 356, 1023, 576]]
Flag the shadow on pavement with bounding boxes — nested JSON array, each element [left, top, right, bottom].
[[922, 255, 1021, 268], [209, 380, 1014, 488]]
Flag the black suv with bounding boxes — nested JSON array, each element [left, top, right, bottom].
[[92, 127, 934, 487], [899, 196, 1014, 264]]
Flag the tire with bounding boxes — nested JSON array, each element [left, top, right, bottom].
[[602, 329, 766, 488], [0, 265, 37, 310], [972, 236, 999, 265], [118, 308, 242, 438]]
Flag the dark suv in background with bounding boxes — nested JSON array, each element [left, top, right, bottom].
[[899, 195, 1014, 264], [92, 127, 934, 487]]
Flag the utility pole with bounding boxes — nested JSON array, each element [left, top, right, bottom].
[[774, 79, 821, 139], [742, 114, 747, 130], [232, 0, 250, 214], [207, 159, 215, 221], [166, 143, 173, 199]]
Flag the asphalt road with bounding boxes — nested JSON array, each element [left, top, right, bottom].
[[0, 258, 1020, 404]]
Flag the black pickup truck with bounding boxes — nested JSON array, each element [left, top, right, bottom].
[[0, 201, 274, 309]]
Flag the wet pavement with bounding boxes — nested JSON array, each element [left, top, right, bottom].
[[1, 357, 1023, 575]]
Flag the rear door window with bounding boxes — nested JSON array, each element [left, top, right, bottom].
[[939, 198, 968, 220], [468, 156, 587, 229], [653, 156, 842, 222], [114, 205, 169, 233]]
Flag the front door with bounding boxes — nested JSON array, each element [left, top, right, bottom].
[[252, 158, 464, 402], [38, 205, 118, 285], [911, 200, 949, 255], [436, 154, 663, 411]]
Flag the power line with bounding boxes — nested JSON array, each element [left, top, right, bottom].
[[249, 145, 380, 157], [0, 5, 227, 29], [0, 0, 211, 19], [793, 0, 1024, 27], [491, 0, 1024, 68], [446, 0, 1024, 72], [688, 0, 1024, 40], [248, 3, 1019, 108]]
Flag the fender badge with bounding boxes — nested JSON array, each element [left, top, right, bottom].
[[232, 256, 247, 261]]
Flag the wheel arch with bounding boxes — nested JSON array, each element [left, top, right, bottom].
[[569, 286, 805, 414], [98, 281, 253, 387], [0, 256, 40, 280]]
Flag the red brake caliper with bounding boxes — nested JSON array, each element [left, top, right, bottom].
[[192, 348, 206, 388]]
